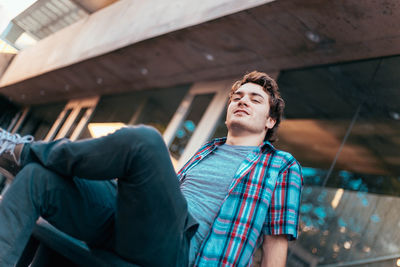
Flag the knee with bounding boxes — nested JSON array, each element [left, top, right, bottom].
[[112, 125, 165, 151]]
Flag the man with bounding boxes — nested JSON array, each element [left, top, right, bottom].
[[0, 71, 303, 266]]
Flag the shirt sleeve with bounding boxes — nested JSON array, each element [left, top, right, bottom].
[[262, 159, 303, 240]]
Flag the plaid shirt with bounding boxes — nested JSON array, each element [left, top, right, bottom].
[[177, 138, 303, 266]]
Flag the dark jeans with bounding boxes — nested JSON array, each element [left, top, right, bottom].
[[0, 126, 197, 266]]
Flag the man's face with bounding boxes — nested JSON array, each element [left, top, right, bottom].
[[226, 82, 276, 136]]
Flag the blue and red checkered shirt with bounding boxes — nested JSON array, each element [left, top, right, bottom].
[[177, 138, 303, 266]]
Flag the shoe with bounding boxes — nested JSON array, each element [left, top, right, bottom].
[[0, 128, 34, 181]]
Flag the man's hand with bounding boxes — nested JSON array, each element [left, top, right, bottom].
[[261, 234, 288, 267]]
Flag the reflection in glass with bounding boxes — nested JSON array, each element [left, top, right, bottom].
[[18, 102, 66, 140], [169, 93, 214, 161], [211, 110, 227, 140], [65, 107, 89, 138], [302, 167, 400, 197], [51, 109, 73, 139], [0, 96, 19, 129], [1, 102, 66, 193], [293, 185, 400, 266], [277, 56, 400, 267], [0, 176, 5, 194], [78, 85, 188, 139]]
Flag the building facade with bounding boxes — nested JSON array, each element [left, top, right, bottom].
[[0, 0, 400, 266]]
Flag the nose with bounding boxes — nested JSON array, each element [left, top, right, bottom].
[[238, 95, 250, 106]]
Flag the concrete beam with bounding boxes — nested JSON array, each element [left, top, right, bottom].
[[0, 53, 15, 80], [0, 0, 274, 87], [70, 0, 119, 13]]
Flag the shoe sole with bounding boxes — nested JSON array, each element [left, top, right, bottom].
[[0, 167, 15, 183]]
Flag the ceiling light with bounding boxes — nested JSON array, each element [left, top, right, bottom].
[[204, 53, 214, 61], [305, 30, 321, 43], [140, 68, 148, 75]]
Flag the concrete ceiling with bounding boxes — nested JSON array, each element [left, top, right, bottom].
[[1, 0, 399, 105]]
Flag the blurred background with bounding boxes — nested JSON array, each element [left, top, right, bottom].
[[0, 0, 399, 266]]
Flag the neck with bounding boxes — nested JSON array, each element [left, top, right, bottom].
[[226, 131, 265, 146]]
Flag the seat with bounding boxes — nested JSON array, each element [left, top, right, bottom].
[[18, 218, 140, 267]]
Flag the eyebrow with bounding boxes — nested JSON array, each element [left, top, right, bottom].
[[232, 91, 265, 99]]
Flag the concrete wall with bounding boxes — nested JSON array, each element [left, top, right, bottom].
[[0, 0, 274, 87], [0, 53, 14, 80]]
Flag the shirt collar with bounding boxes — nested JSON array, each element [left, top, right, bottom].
[[210, 137, 275, 153]]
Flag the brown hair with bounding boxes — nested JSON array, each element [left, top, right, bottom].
[[229, 71, 285, 143]]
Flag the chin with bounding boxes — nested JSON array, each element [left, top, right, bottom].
[[227, 120, 251, 131], [227, 120, 266, 135]]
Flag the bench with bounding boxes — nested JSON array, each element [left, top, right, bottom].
[[17, 218, 140, 267]]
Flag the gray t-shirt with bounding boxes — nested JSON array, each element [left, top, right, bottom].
[[180, 143, 256, 265]]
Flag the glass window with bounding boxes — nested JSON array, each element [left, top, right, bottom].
[[78, 85, 189, 139], [0, 96, 20, 130], [0, 101, 65, 193], [169, 93, 214, 161], [211, 110, 227, 140], [18, 102, 66, 140], [0, 176, 6, 194], [65, 107, 89, 139], [274, 56, 400, 267]]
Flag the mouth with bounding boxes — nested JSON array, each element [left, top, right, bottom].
[[234, 109, 250, 115]]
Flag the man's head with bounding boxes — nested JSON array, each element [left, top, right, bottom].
[[226, 71, 285, 143]]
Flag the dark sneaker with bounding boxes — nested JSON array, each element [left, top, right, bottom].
[[0, 128, 34, 181]]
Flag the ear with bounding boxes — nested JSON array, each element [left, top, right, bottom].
[[265, 117, 276, 130]]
